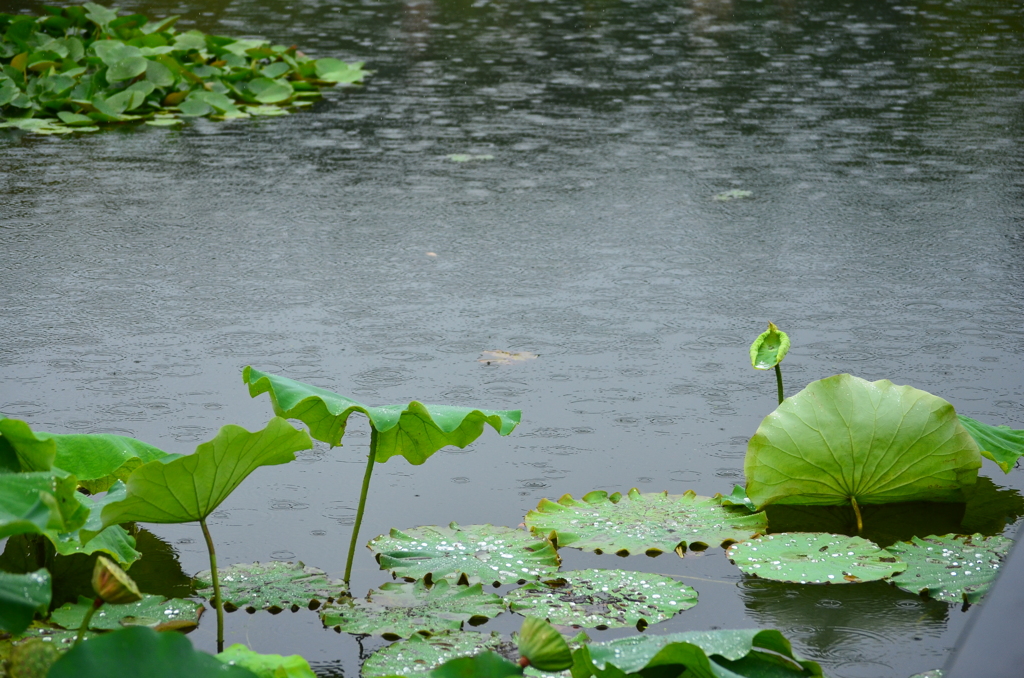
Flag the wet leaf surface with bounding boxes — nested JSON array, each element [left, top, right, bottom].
[[361, 630, 506, 677], [505, 569, 697, 629], [194, 561, 346, 613], [49, 593, 202, 631], [727, 533, 907, 584], [958, 415, 1024, 474], [886, 533, 1012, 604]]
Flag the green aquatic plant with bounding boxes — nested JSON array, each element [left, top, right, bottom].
[[744, 373, 983, 532], [0, 3, 367, 135], [97, 417, 312, 651], [194, 561, 345, 613], [242, 366, 520, 585], [726, 532, 906, 585], [957, 415, 1024, 473], [749, 321, 790, 404], [0, 569, 51, 635]]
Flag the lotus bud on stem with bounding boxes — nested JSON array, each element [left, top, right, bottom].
[[76, 556, 143, 646]]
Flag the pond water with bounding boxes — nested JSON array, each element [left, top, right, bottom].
[[2, 0, 1023, 676]]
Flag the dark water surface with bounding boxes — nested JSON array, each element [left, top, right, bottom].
[[2, 1, 1024, 676]]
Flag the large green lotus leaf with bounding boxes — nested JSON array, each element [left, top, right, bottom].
[[0, 418, 56, 472], [0, 472, 78, 538], [216, 644, 316, 678], [47, 625, 258, 678], [579, 628, 823, 678], [319, 578, 504, 639], [49, 593, 203, 631], [100, 417, 311, 526], [505, 569, 697, 630], [525, 488, 767, 556], [369, 523, 560, 586], [745, 374, 982, 509], [958, 415, 1024, 474], [0, 569, 51, 635], [726, 532, 906, 584], [886, 533, 1012, 603], [361, 630, 506, 677], [194, 561, 347, 613], [429, 653, 524, 678], [243, 367, 520, 464]]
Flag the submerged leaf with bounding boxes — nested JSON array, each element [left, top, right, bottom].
[[886, 533, 1012, 603], [505, 569, 697, 629], [369, 523, 559, 586], [525, 488, 767, 555], [726, 533, 906, 584], [194, 561, 346, 613], [958, 415, 1024, 474], [745, 374, 983, 509], [319, 578, 504, 639], [361, 630, 506, 677], [243, 367, 520, 464], [477, 351, 538, 366]]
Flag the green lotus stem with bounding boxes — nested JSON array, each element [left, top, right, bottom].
[[850, 496, 863, 534], [74, 597, 103, 646], [774, 364, 784, 404], [344, 428, 379, 585], [199, 517, 224, 653]]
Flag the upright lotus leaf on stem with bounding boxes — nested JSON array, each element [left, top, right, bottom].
[[98, 417, 313, 651], [242, 366, 521, 584], [0, 569, 51, 635], [957, 415, 1024, 474], [516, 617, 573, 671], [745, 374, 983, 533], [749, 321, 790, 404]]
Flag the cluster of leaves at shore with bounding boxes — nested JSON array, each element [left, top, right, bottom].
[[0, 3, 366, 135]]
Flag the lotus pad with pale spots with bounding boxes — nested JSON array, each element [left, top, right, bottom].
[[195, 561, 346, 612], [525, 488, 767, 555], [505, 569, 697, 629], [369, 523, 560, 586], [886, 533, 1013, 603], [726, 533, 906, 584]]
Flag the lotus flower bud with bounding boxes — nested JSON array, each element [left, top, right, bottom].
[[91, 556, 142, 605]]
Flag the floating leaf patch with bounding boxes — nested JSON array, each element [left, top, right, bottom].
[[505, 569, 697, 630], [319, 578, 504, 639], [727, 533, 907, 584], [361, 630, 506, 677], [958, 415, 1024, 474], [194, 561, 346, 613], [886, 533, 1012, 603], [216, 644, 316, 678], [525, 488, 767, 556], [745, 374, 983, 509], [243, 367, 520, 464], [369, 523, 560, 586], [49, 594, 202, 632], [477, 351, 538, 366]]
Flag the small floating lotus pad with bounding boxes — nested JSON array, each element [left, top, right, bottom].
[[319, 578, 504, 639], [958, 415, 1024, 474], [505, 569, 697, 629], [215, 644, 316, 678], [369, 523, 560, 586], [194, 561, 346, 612], [886, 533, 1012, 603], [361, 630, 505, 677], [525, 488, 767, 555], [727, 533, 906, 584], [49, 594, 202, 631]]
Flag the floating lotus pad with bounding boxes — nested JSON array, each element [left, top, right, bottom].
[[49, 594, 202, 632], [194, 561, 346, 613], [361, 630, 506, 677], [727, 533, 906, 584], [369, 523, 560, 586], [525, 488, 767, 555], [745, 374, 982, 510], [319, 579, 504, 639], [886, 533, 1012, 603], [505, 569, 697, 629]]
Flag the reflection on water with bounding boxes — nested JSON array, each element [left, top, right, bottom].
[[2, 0, 1023, 676]]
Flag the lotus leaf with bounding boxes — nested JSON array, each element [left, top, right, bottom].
[[885, 533, 1012, 603], [47, 626, 258, 678], [243, 367, 520, 464], [525, 488, 767, 556], [49, 593, 202, 631], [957, 415, 1024, 474], [0, 473, 83, 538], [216, 644, 316, 678], [429, 653, 523, 678], [749, 322, 790, 370], [516, 617, 573, 672], [505, 569, 697, 630], [361, 630, 506, 677], [579, 628, 824, 678], [369, 523, 560, 586], [0, 569, 51, 635], [744, 374, 983, 513], [100, 417, 311, 526], [194, 561, 346, 613], [727, 533, 906, 584], [319, 578, 504, 639], [4, 637, 61, 678]]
